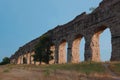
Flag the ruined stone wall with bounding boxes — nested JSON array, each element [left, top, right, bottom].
[[10, 0, 120, 64]]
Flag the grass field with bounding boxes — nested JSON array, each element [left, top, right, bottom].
[[40, 62, 106, 74], [0, 62, 120, 80]]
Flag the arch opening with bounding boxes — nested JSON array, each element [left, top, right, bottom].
[[58, 40, 68, 64], [100, 28, 111, 61], [92, 26, 111, 62], [80, 37, 85, 62]]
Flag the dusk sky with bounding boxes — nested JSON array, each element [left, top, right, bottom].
[[0, 0, 111, 62]]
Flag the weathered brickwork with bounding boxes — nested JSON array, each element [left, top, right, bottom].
[[10, 0, 120, 64]]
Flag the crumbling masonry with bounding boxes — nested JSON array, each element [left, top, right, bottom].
[[10, 0, 120, 64]]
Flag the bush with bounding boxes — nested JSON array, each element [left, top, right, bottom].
[[0, 57, 10, 65], [33, 34, 54, 64]]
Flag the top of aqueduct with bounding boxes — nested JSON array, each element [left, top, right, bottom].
[[10, 0, 120, 62]]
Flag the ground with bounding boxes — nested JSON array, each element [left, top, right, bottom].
[[0, 62, 120, 80]]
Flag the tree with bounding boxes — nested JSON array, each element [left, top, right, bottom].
[[0, 57, 10, 65], [33, 34, 53, 64]]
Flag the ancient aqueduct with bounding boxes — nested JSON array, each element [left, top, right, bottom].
[[10, 0, 120, 64]]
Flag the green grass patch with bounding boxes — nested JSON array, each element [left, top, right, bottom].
[[40, 62, 106, 74]]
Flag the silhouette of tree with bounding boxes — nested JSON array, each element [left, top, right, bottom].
[[33, 34, 53, 64]]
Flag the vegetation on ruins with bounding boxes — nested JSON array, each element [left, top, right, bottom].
[[33, 34, 53, 64], [89, 7, 96, 12], [0, 57, 10, 65]]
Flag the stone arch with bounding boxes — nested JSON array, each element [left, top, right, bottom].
[[58, 39, 67, 64], [72, 34, 83, 63], [91, 25, 111, 62]]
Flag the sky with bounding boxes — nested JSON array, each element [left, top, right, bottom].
[[0, 0, 112, 62]]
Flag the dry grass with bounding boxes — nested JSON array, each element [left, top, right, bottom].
[[0, 62, 119, 80]]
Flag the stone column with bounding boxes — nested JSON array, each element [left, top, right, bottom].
[[84, 38, 92, 61], [29, 53, 31, 64], [58, 41, 67, 64], [54, 45, 59, 64], [71, 37, 81, 63], [25, 54, 28, 64], [110, 25, 120, 61], [19, 56, 21, 64], [27, 53, 31, 64], [17, 56, 21, 64], [20, 55, 23, 64], [20, 56, 22, 64], [84, 36, 100, 62], [67, 42, 72, 63]]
